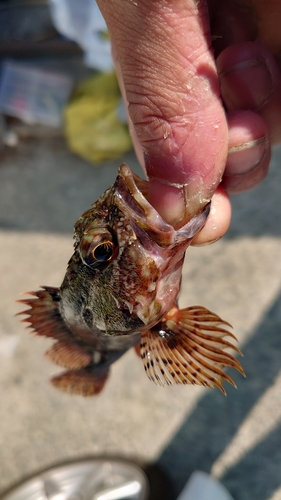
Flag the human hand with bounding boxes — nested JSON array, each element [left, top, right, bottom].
[[96, 0, 281, 244]]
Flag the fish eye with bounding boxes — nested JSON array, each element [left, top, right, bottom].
[[79, 228, 117, 268], [91, 241, 114, 262]]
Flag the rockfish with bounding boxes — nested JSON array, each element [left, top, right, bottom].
[[19, 163, 244, 396]]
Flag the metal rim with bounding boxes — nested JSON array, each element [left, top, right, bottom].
[[0, 457, 150, 500]]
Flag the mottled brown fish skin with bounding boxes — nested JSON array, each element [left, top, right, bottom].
[[18, 163, 245, 396]]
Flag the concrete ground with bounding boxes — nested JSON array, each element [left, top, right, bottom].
[[1, 135, 281, 500]]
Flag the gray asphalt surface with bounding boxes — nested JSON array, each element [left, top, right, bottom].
[[1, 136, 281, 500]]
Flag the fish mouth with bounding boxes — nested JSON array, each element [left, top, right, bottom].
[[115, 163, 210, 247]]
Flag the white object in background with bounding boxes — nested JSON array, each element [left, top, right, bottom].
[[49, 0, 113, 71], [177, 471, 235, 500]]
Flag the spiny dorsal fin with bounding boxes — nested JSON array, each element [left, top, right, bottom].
[[17, 286, 73, 342], [140, 305, 245, 395]]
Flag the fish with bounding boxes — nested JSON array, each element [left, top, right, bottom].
[[18, 163, 245, 396]]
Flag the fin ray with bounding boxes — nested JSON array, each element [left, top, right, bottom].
[[140, 305, 245, 394], [45, 341, 92, 369], [51, 367, 109, 396], [17, 286, 73, 342], [18, 287, 110, 396]]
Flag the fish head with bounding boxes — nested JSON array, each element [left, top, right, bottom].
[[60, 163, 210, 337]]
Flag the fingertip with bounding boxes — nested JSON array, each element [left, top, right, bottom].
[[217, 41, 281, 143], [227, 110, 268, 149], [191, 186, 231, 245], [217, 41, 275, 110], [221, 110, 271, 193]]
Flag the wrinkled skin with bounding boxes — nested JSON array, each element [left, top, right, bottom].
[[97, 0, 281, 244]]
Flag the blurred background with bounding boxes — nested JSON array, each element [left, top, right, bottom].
[[1, 1, 281, 499]]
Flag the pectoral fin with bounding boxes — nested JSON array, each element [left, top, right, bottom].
[[140, 305, 245, 395]]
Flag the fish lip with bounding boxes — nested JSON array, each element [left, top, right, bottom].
[[114, 163, 211, 247], [115, 163, 170, 226], [114, 163, 177, 247]]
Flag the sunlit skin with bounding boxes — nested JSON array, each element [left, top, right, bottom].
[[96, 0, 281, 243]]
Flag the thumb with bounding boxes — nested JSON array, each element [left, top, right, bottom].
[[97, 0, 228, 228]]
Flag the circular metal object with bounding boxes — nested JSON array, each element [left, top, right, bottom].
[[0, 458, 150, 500]]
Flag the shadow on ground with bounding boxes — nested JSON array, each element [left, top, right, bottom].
[[156, 290, 281, 500]]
